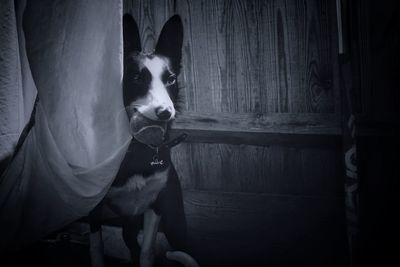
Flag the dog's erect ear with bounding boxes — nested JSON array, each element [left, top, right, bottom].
[[155, 15, 183, 72], [123, 14, 141, 57]]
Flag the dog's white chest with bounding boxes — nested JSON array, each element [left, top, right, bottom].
[[106, 168, 169, 216]]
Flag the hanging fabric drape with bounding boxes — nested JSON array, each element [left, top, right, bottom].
[[0, 0, 131, 252], [0, 0, 37, 172]]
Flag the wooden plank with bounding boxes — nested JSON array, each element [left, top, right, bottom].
[[171, 143, 343, 195], [170, 111, 341, 146], [182, 190, 349, 267], [174, 0, 338, 114], [171, 128, 341, 147], [170, 111, 397, 144], [125, 0, 339, 113], [172, 111, 341, 135], [124, 0, 156, 53], [183, 190, 345, 237]]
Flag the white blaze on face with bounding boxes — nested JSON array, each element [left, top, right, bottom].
[[134, 56, 175, 121]]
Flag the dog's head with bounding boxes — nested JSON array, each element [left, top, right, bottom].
[[123, 14, 183, 145]]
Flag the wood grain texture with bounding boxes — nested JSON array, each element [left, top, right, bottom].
[[125, 0, 344, 195], [171, 142, 343, 195], [124, 0, 338, 114], [170, 128, 341, 147], [183, 190, 348, 267], [122, 0, 345, 202], [174, 0, 337, 113], [121, 2, 345, 265], [169, 110, 341, 145], [173, 111, 340, 135]]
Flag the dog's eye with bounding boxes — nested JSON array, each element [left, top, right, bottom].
[[166, 74, 176, 86]]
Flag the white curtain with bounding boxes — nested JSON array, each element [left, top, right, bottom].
[[0, 0, 131, 251]]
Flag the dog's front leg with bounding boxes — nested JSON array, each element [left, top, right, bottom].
[[140, 209, 161, 267], [89, 223, 105, 267]]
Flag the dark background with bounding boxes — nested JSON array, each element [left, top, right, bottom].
[[127, 1, 400, 266], [1, 0, 399, 266]]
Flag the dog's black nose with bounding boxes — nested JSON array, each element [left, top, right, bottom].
[[155, 107, 172, 120]]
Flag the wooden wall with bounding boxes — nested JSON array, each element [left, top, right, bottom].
[[346, 1, 400, 266], [124, 1, 349, 266]]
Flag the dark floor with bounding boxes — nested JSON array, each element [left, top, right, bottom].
[[2, 241, 130, 267]]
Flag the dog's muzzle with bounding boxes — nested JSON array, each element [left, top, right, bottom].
[[130, 112, 168, 146]]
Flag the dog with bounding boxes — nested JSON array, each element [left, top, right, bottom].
[[88, 14, 198, 267]]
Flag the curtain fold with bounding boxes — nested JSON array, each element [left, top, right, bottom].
[[0, 0, 131, 251], [0, 0, 35, 170]]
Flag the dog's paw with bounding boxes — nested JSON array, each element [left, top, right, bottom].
[[166, 251, 200, 267], [137, 230, 171, 255], [140, 250, 155, 267]]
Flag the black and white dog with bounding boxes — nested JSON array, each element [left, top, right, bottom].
[[89, 14, 197, 267]]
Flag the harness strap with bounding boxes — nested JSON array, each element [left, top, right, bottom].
[[163, 133, 188, 149]]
